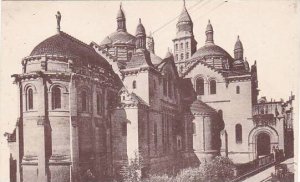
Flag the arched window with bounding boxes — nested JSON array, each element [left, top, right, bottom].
[[186, 52, 189, 59], [132, 80, 136, 89], [52, 86, 61, 109], [175, 44, 178, 51], [196, 77, 204, 95], [236, 86, 240, 94], [128, 52, 133, 60], [186, 42, 189, 49], [181, 53, 184, 60], [210, 80, 216, 94], [176, 54, 178, 61], [27, 88, 33, 110], [180, 43, 183, 49], [154, 123, 158, 150], [81, 91, 87, 112], [235, 124, 242, 143]]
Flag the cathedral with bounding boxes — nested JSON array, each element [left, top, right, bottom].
[[6, 2, 294, 182]]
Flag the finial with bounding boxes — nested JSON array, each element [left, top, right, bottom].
[[139, 18, 141, 24], [254, 60, 257, 65], [237, 35, 240, 40], [120, 2, 122, 9], [56, 11, 61, 33], [208, 19, 211, 24], [183, 0, 186, 7]]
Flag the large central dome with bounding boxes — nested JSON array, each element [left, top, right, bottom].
[[30, 31, 111, 69]]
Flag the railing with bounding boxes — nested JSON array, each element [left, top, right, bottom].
[[232, 154, 275, 182]]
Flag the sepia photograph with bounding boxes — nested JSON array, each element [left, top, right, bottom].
[[0, 0, 299, 182]]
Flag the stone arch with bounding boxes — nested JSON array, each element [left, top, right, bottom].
[[23, 83, 37, 93], [248, 126, 279, 159], [48, 83, 68, 93]]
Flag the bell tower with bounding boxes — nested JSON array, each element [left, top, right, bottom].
[[173, 0, 197, 68]]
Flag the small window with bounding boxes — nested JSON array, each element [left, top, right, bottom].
[[236, 86, 240, 94], [176, 54, 178, 61], [186, 52, 189, 59], [81, 91, 88, 112], [52, 86, 61, 109], [192, 123, 196, 134], [122, 122, 127, 136], [181, 53, 184, 60], [210, 80, 216, 94], [196, 77, 204, 95], [132, 80, 137, 89], [235, 124, 242, 143], [180, 43, 183, 49], [186, 42, 189, 49], [175, 44, 178, 51], [27, 88, 34, 110]]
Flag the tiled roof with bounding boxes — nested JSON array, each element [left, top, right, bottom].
[[125, 49, 153, 69], [190, 100, 217, 115], [30, 31, 111, 68]]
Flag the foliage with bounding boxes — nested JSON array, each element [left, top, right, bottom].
[[142, 156, 235, 182], [121, 152, 143, 182]]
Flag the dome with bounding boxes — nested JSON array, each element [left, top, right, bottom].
[[30, 31, 111, 68], [191, 44, 233, 60], [100, 31, 135, 46], [150, 52, 162, 65]]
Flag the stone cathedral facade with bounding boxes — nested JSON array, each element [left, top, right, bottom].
[[6, 2, 294, 182]]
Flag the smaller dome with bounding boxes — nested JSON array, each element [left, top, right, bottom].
[[206, 20, 213, 32], [234, 36, 243, 50], [191, 44, 232, 60], [150, 53, 162, 65], [136, 18, 145, 36], [100, 31, 135, 46]]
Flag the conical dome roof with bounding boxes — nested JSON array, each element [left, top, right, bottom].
[[136, 18, 145, 36], [117, 3, 125, 19], [178, 6, 192, 23], [234, 36, 243, 50]]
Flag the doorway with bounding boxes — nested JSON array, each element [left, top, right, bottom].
[[257, 133, 271, 157]]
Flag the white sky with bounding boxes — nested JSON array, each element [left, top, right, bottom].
[[0, 0, 299, 181]]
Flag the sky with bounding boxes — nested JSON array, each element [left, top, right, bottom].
[[0, 0, 299, 181]]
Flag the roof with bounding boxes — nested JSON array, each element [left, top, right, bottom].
[[234, 36, 243, 50], [100, 31, 136, 46], [150, 52, 163, 65], [30, 31, 111, 68], [117, 5, 125, 19], [191, 44, 232, 60], [190, 100, 217, 115], [178, 6, 192, 23], [136, 18, 145, 36], [125, 49, 153, 69]]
